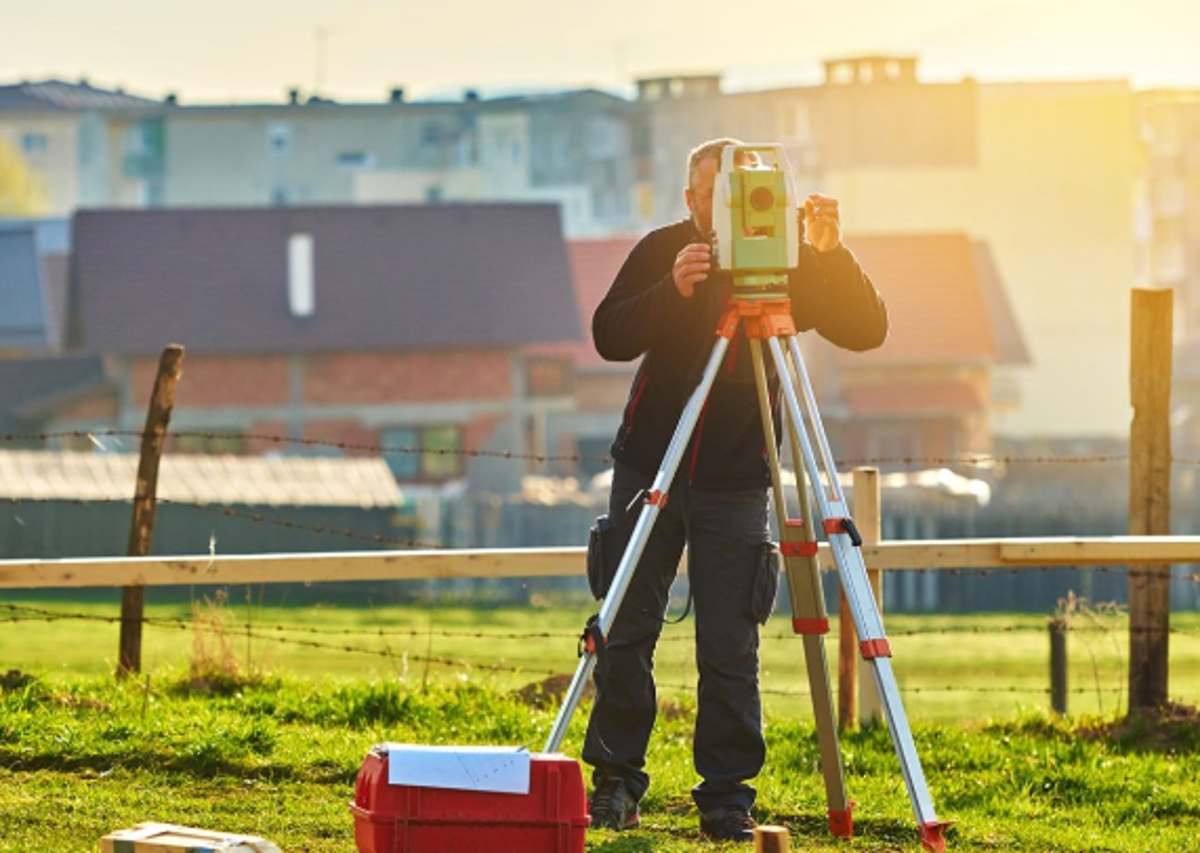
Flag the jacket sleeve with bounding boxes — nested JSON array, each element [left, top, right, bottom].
[[592, 233, 691, 362], [790, 243, 888, 352]]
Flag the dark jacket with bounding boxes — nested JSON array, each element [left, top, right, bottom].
[[593, 218, 888, 490]]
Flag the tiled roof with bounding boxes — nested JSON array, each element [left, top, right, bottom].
[[972, 241, 1031, 365], [0, 228, 53, 350], [72, 204, 582, 355], [842, 380, 985, 416], [0, 449, 402, 507], [838, 233, 1001, 365], [526, 238, 639, 373], [0, 80, 160, 112]]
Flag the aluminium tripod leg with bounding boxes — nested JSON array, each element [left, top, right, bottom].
[[766, 334, 951, 852], [747, 338, 853, 839], [543, 334, 733, 754]]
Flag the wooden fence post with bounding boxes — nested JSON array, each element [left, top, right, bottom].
[[1128, 288, 1172, 713], [1049, 617, 1068, 715], [854, 467, 883, 726], [116, 344, 184, 679], [840, 467, 883, 728]]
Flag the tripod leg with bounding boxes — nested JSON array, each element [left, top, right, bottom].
[[748, 338, 853, 838], [543, 335, 733, 754], [766, 334, 950, 852]]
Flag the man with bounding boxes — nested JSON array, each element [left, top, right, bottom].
[[584, 138, 888, 842]]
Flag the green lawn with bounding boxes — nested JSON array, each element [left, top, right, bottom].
[[1, 668, 1198, 852]]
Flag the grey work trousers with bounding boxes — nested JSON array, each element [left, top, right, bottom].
[[581, 461, 778, 813]]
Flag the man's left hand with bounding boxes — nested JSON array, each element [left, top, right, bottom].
[[804, 193, 842, 253]]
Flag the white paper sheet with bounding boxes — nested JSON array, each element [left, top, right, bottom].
[[385, 744, 531, 794]]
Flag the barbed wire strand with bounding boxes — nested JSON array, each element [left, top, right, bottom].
[[11, 427, 1200, 469], [3, 603, 1199, 641]]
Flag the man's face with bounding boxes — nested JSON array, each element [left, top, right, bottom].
[[685, 155, 719, 236]]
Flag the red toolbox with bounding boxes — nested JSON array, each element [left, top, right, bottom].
[[350, 745, 589, 853]]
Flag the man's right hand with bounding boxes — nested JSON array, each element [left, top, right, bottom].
[[673, 243, 711, 298]]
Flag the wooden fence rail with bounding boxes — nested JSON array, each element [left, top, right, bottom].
[[3, 536, 1198, 590]]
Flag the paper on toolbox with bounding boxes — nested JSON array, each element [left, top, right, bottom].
[[385, 744, 531, 794]]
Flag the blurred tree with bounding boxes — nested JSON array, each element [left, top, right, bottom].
[[0, 139, 46, 216]]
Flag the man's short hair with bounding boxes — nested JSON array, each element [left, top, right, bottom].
[[686, 137, 745, 192]]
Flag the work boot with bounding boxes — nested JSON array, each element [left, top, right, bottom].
[[589, 774, 640, 830], [699, 805, 757, 842]]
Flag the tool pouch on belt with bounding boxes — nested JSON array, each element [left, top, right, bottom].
[[749, 543, 780, 624], [586, 514, 618, 600]]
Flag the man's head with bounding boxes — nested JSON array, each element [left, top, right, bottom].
[[684, 137, 748, 236]]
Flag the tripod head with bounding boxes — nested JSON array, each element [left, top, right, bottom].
[[711, 143, 800, 299]]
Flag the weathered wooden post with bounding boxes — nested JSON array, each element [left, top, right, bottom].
[[1128, 288, 1172, 713], [1049, 617, 1068, 715], [839, 466, 882, 727], [116, 344, 184, 678]]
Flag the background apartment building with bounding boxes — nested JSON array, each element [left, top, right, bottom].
[[160, 88, 645, 238], [0, 80, 165, 213]]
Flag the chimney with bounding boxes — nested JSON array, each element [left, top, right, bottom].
[[164, 92, 178, 106], [287, 87, 301, 105], [389, 87, 405, 103]]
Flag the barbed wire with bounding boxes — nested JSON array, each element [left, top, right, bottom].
[[9, 427, 1200, 470], [3, 603, 1198, 641]]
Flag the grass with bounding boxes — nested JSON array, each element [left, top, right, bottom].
[[1, 668, 1199, 852]]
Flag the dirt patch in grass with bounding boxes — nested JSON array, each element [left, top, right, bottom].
[[1080, 701, 1200, 753]]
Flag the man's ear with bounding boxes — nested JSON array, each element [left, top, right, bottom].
[[683, 186, 694, 216]]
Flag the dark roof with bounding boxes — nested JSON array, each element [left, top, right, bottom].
[[72, 204, 582, 355], [0, 228, 53, 350], [0, 80, 160, 112], [0, 355, 111, 430]]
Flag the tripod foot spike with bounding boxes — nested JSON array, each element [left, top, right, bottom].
[[919, 820, 953, 851], [827, 802, 854, 839]]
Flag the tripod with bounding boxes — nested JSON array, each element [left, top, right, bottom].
[[543, 295, 951, 852]]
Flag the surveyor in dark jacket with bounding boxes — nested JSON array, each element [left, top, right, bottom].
[[584, 137, 887, 842]]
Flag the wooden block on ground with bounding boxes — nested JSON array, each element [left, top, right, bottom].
[[100, 822, 282, 853], [753, 824, 791, 853]]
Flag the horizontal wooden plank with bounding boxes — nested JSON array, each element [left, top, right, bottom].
[[0, 548, 589, 589], [2, 536, 1200, 589]]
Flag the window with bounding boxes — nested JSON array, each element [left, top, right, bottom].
[[336, 151, 376, 169], [20, 132, 48, 154], [268, 124, 292, 156], [382, 425, 464, 481], [421, 122, 443, 147], [175, 431, 246, 455]]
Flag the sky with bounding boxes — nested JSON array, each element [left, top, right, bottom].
[[0, 0, 1197, 103]]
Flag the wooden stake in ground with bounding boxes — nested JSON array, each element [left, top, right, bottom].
[[117, 344, 185, 678], [839, 467, 883, 728], [1128, 288, 1171, 713]]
